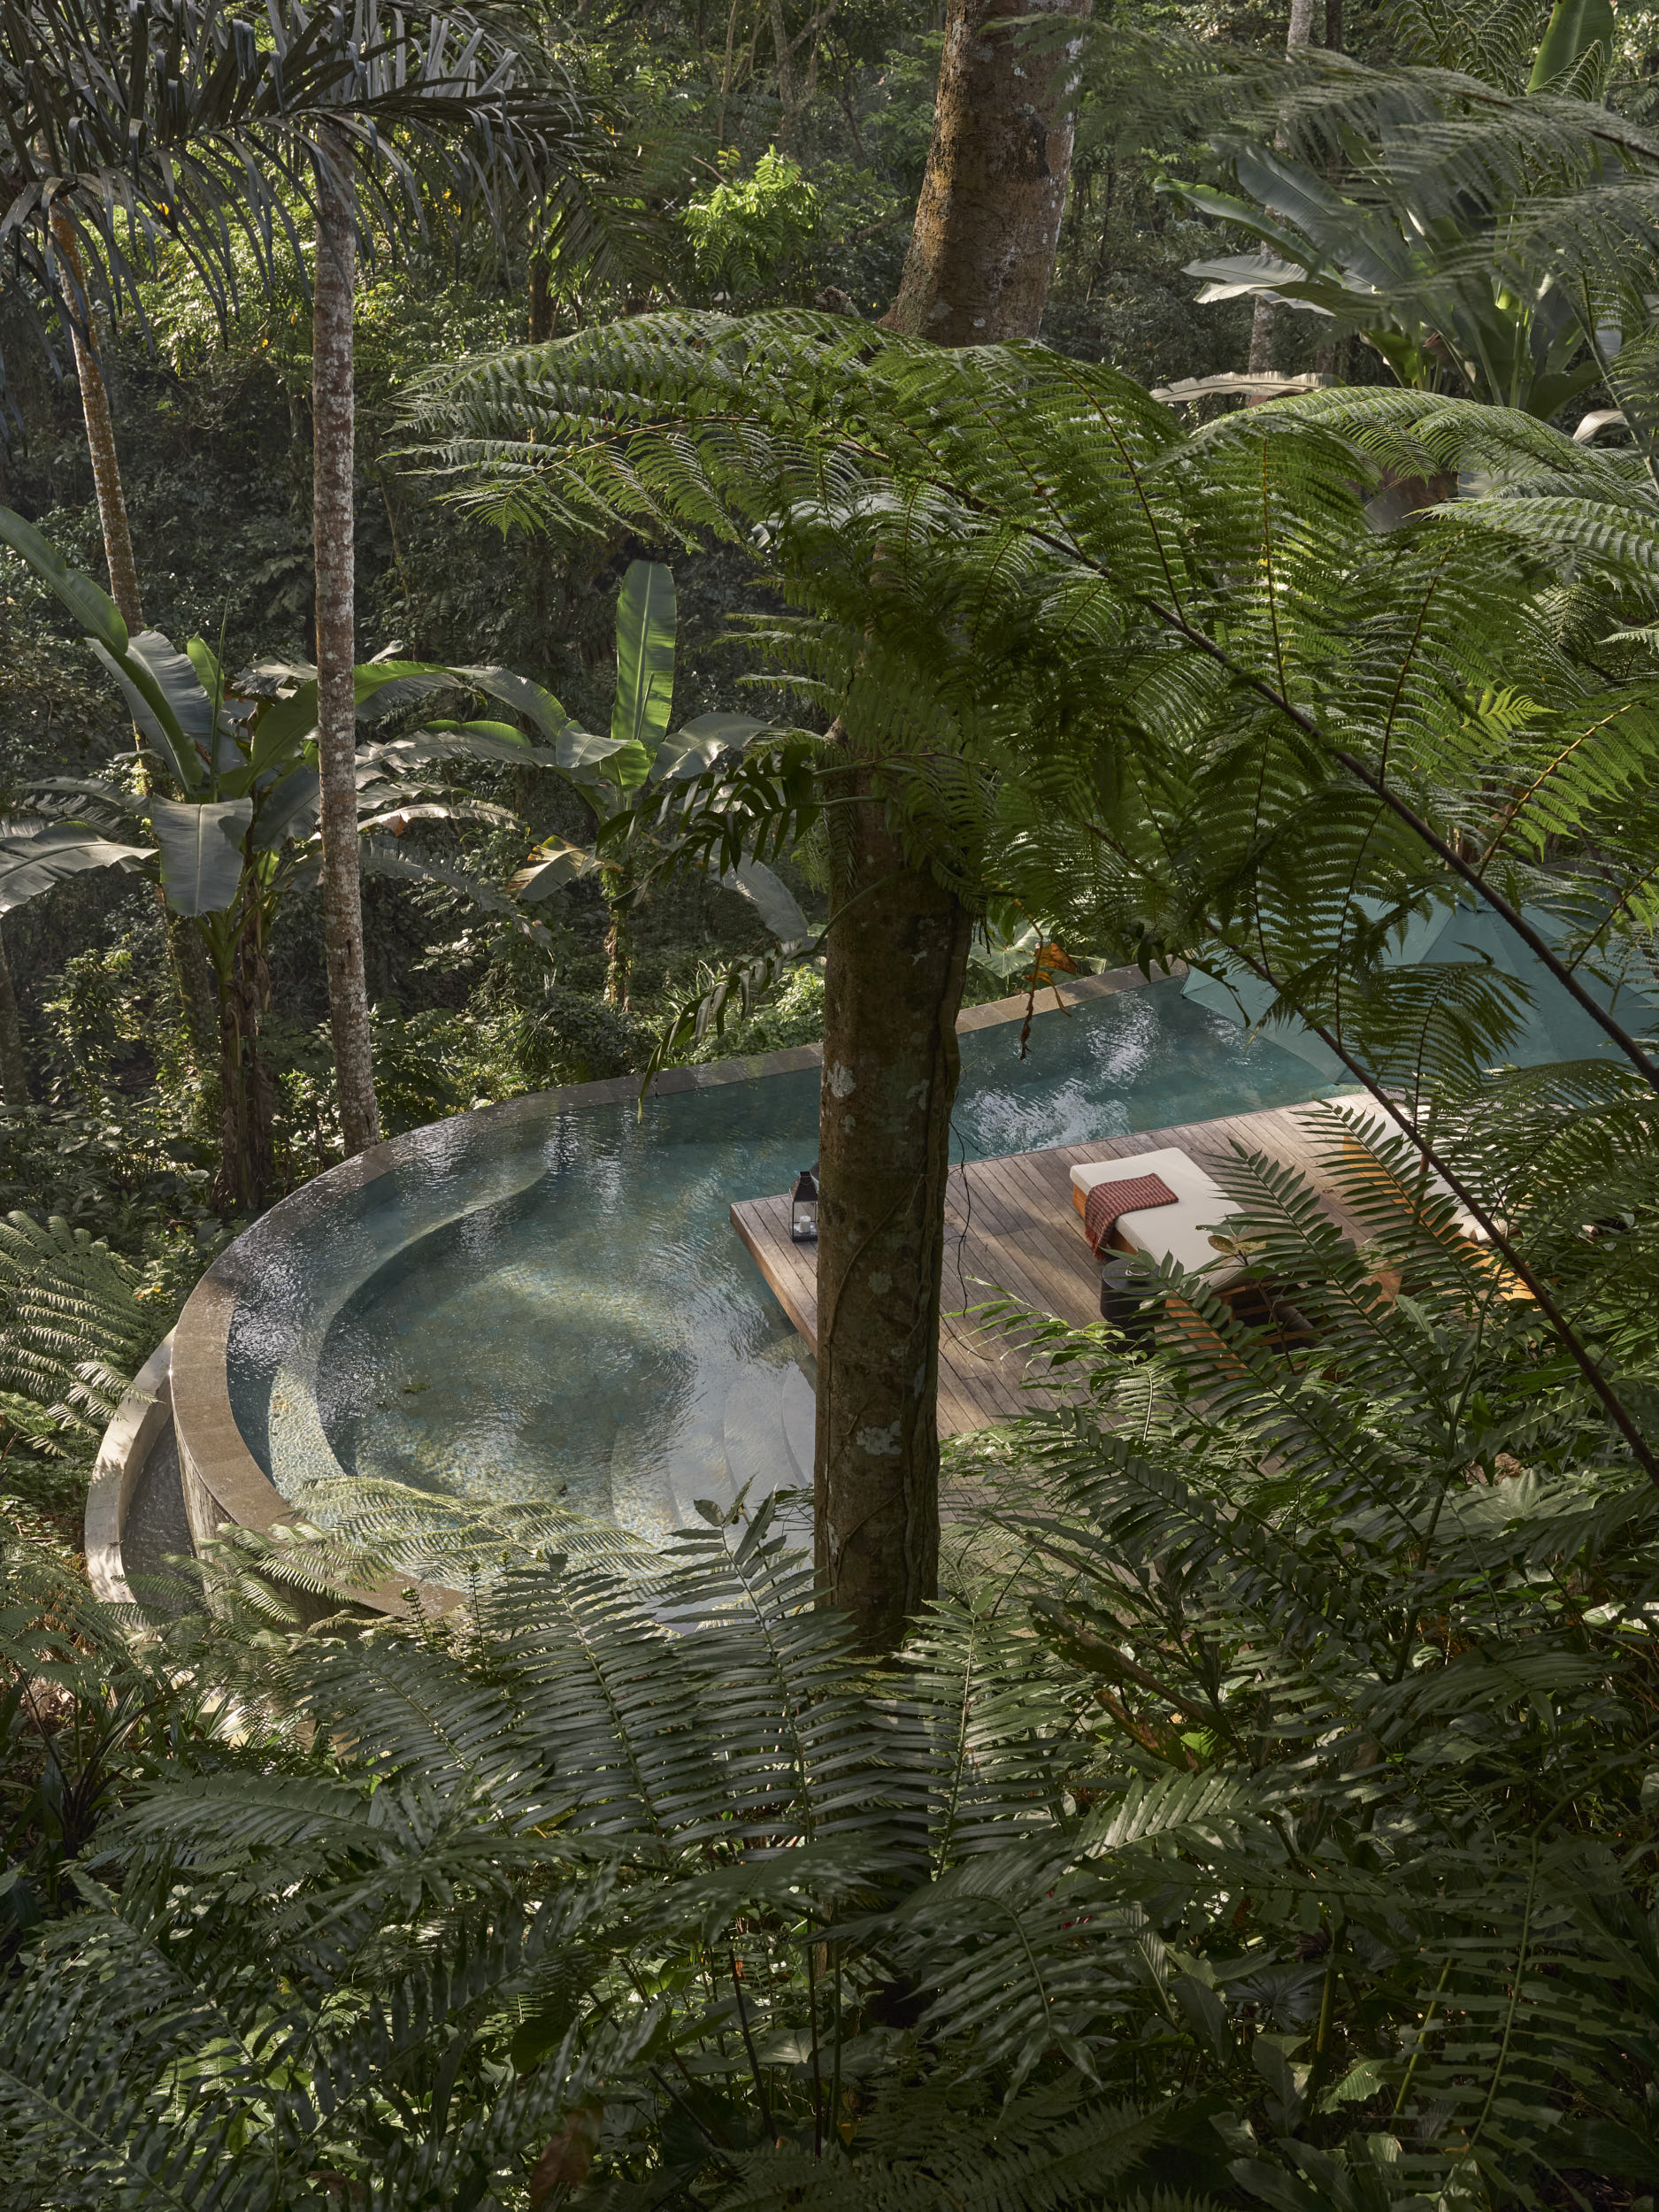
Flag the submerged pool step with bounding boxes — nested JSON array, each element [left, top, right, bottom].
[[780, 1364, 815, 1487], [722, 1363, 814, 1507]]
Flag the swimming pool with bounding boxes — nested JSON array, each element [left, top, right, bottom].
[[220, 978, 1326, 1542]]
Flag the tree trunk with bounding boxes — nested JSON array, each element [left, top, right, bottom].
[[881, 0, 1093, 345], [0, 929, 30, 1109], [52, 211, 226, 1081], [601, 863, 633, 1010], [312, 124, 380, 1159], [810, 0, 1084, 1654], [211, 909, 274, 1218], [768, 0, 799, 150], [169, 923, 220, 1068], [529, 250, 556, 343], [1248, 0, 1317, 380], [50, 215, 144, 632], [814, 754, 972, 1655]]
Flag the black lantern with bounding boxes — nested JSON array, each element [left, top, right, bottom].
[[790, 1166, 819, 1243]]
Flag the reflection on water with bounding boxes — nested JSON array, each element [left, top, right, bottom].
[[235, 982, 1325, 1536], [951, 984, 1307, 1156], [316, 1082, 820, 1543]]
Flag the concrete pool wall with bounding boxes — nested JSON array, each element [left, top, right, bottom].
[[139, 967, 1159, 1590]]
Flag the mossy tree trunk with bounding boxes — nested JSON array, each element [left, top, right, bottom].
[[814, 0, 1086, 1653], [881, 0, 1093, 346], [210, 902, 274, 1218], [814, 756, 972, 1654], [601, 861, 633, 1010], [0, 930, 29, 1108], [312, 123, 380, 1159], [50, 215, 144, 628]]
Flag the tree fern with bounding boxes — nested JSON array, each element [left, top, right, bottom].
[[0, 1210, 152, 1455], [408, 319, 1659, 1111]]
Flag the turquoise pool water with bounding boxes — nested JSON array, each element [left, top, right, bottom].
[[228, 979, 1326, 1538]]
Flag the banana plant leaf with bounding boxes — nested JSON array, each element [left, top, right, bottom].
[[714, 856, 810, 945], [87, 640, 198, 795], [1171, 91, 1629, 419], [1234, 145, 1414, 295], [511, 835, 600, 901], [562, 726, 640, 779], [1530, 0, 1615, 88], [451, 666, 573, 744], [251, 766, 321, 850], [357, 664, 632, 781], [0, 824, 150, 915], [611, 561, 677, 782], [147, 797, 251, 915], [128, 634, 218, 750], [0, 506, 126, 652], [362, 838, 554, 948], [358, 800, 517, 833], [396, 723, 577, 770], [654, 713, 775, 780], [1186, 253, 1341, 312], [248, 680, 321, 773]]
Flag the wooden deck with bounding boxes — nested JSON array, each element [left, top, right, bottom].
[[730, 1099, 1364, 1437]]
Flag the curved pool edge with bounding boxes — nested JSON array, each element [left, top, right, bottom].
[[172, 964, 1170, 1607]]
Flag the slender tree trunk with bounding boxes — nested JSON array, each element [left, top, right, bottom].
[[529, 250, 556, 343], [52, 210, 223, 1079], [312, 124, 380, 1157], [601, 863, 633, 1009], [1310, 0, 1341, 377], [211, 907, 274, 1217], [0, 930, 29, 1109], [1248, 0, 1317, 380], [815, 757, 972, 1654], [811, 0, 1086, 1654], [768, 0, 799, 150], [881, 0, 1093, 344], [716, 0, 742, 142], [50, 215, 144, 631]]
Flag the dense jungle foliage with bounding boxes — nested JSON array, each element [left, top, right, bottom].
[[8, 0, 1659, 2201], [7, 1124, 1659, 2208]]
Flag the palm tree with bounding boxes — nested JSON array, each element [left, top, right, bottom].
[[294, 11, 616, 1154], [2, 0, 626, 1151]]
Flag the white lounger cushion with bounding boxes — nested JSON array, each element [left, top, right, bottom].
[[1323, 1094, 1488, 1241], [1070, 1148, 1240, 1279]]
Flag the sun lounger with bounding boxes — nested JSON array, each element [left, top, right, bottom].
[[1069, 1148, 1245, 1287], [1071, 1149, 1326, 1356]]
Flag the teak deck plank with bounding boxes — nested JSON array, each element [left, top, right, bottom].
[[729, 1098, 1353, 1440]]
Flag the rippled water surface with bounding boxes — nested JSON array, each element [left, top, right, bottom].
[[230, 981, 1325, 1538]]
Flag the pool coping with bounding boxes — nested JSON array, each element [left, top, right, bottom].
[[168, 962, 1177, 1593], [85, 1332, 175, 1605]]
